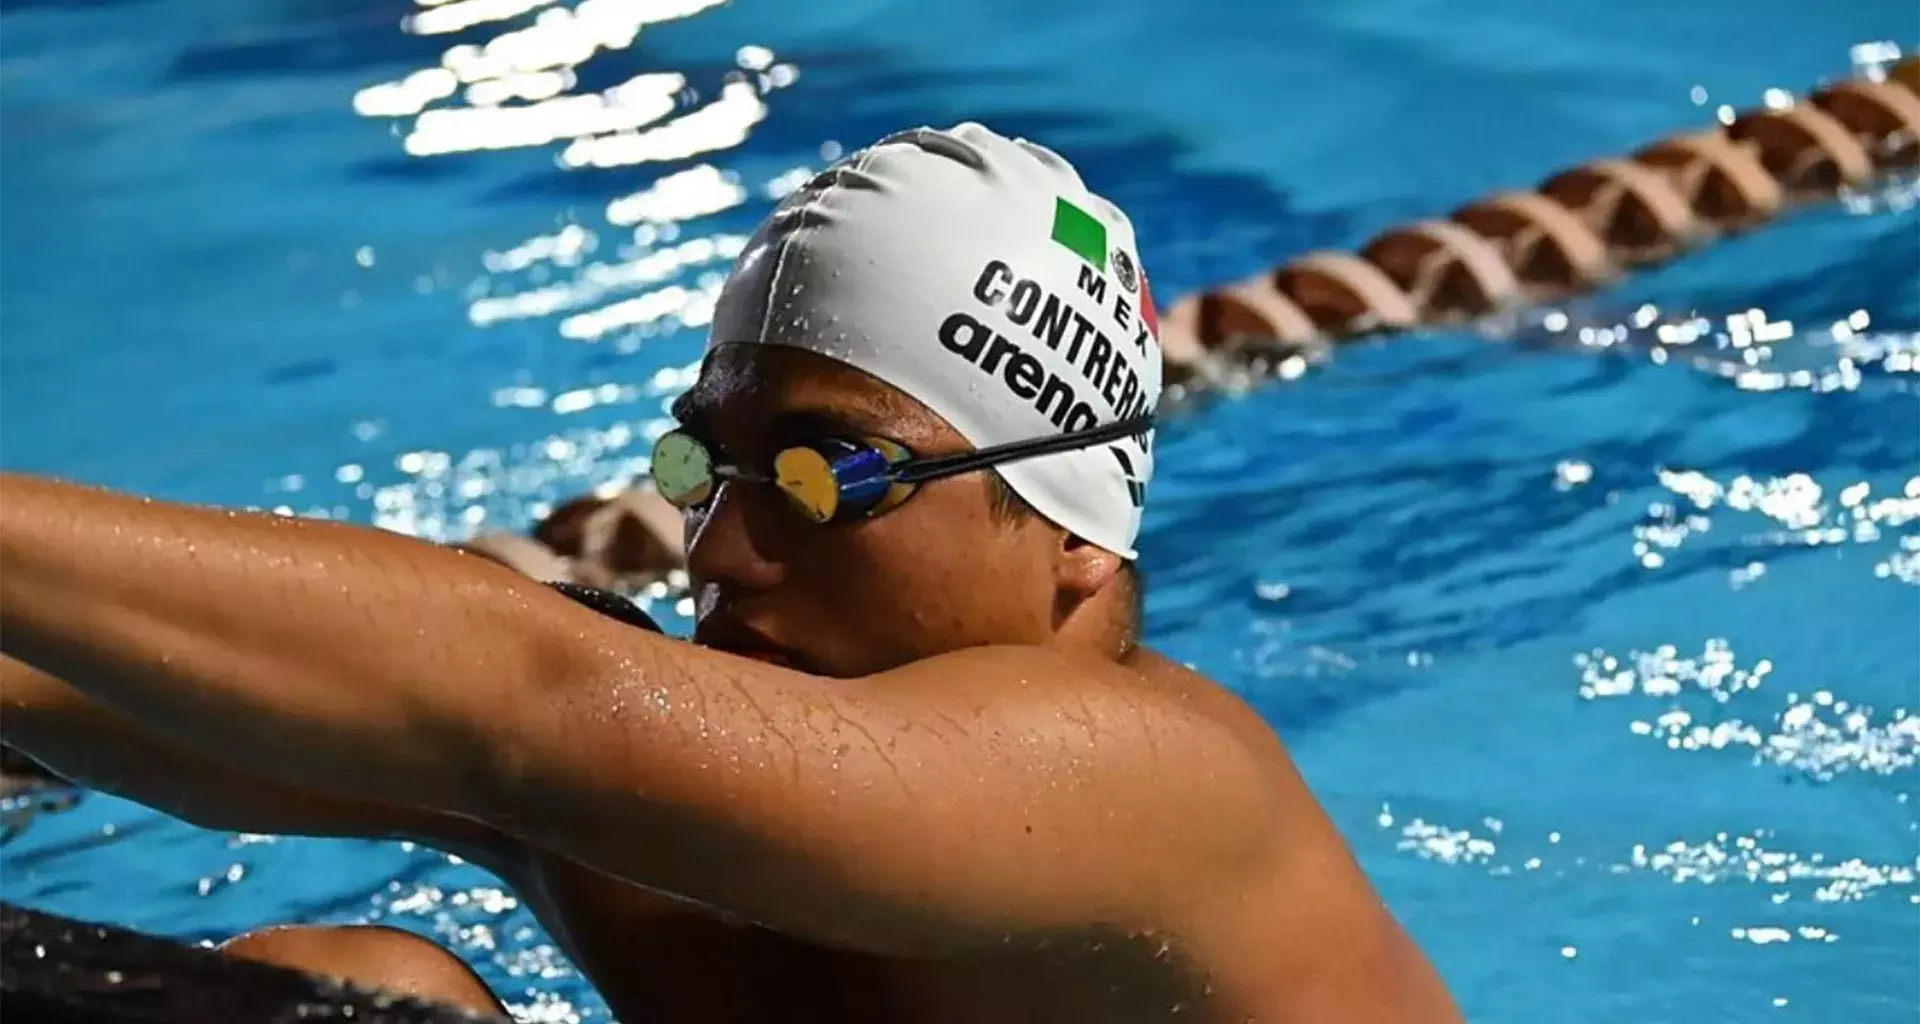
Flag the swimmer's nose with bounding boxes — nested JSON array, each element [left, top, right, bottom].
[[684, 477, 787, 592]]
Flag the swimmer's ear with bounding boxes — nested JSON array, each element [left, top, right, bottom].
[[1053, 533, 1125, 604]]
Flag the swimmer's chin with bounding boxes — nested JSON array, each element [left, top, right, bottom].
[[728, 648, 794, 668], [693, 621, 805, 671], [715, 645, 831, 675]]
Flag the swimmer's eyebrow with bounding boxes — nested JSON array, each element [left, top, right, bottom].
[[667, 397, 873, 449], [668, 391, 712, 433], [765, 409, 878, 443]]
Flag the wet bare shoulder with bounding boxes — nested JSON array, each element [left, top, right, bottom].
[[1121, 647, 1466, 1022], [875, 643, 1300, 874], [1120, 647, 1302, 766]]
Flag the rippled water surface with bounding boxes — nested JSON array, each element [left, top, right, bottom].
[[2, 1, 1916, 1021]]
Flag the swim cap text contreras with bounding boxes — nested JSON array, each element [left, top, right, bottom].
[[706, 123, 1162, 558]]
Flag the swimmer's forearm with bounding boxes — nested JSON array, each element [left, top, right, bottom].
[[0, 473, 563, 815], [1, 653, 240, 816], [0, 654, 455, 840]]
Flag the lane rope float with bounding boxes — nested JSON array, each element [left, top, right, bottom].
[[1156, 56, 1920, 395]]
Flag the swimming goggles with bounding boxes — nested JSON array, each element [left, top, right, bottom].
[[650, 414, 1154, 524]]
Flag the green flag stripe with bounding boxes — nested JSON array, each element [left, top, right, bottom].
[[1051, 197, 1107, 269]]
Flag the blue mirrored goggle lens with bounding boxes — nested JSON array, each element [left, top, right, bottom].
[[773, 439, 898, 523]]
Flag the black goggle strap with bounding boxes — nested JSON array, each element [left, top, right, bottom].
[[889, 414, 1156, 486]]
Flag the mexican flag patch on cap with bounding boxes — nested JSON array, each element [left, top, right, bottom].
[[1051, 197, 1107, 269]]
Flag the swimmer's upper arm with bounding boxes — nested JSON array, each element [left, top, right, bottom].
[[490, 640, 1283, 955]]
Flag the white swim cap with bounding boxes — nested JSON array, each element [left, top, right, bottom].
[[707, 123, 1162, 559]]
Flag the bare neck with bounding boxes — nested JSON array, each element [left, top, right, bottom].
[[1049, 584, 1137, 663]]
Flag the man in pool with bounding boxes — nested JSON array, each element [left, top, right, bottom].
[[0, 124, 1462, 1023]]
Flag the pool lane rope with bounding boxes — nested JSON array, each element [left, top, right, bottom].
[[493, 57, 1920, 588], [1156, 56, 1920, 394], [8, 59, 1908, 611], [438, 57, 1920, 590]]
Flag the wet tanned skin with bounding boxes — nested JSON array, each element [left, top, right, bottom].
[[0, 345, 1461, 1022]]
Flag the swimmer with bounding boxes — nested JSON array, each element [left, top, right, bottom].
[[0, 124, 1463, 1023], [453, 483, 686, 593], [528, 483, 687, 591]]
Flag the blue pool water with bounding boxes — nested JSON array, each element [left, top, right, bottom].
[[3, 1, 1917, 1020]]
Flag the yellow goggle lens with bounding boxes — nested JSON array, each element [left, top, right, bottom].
[[773, 446, 842, 523]]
